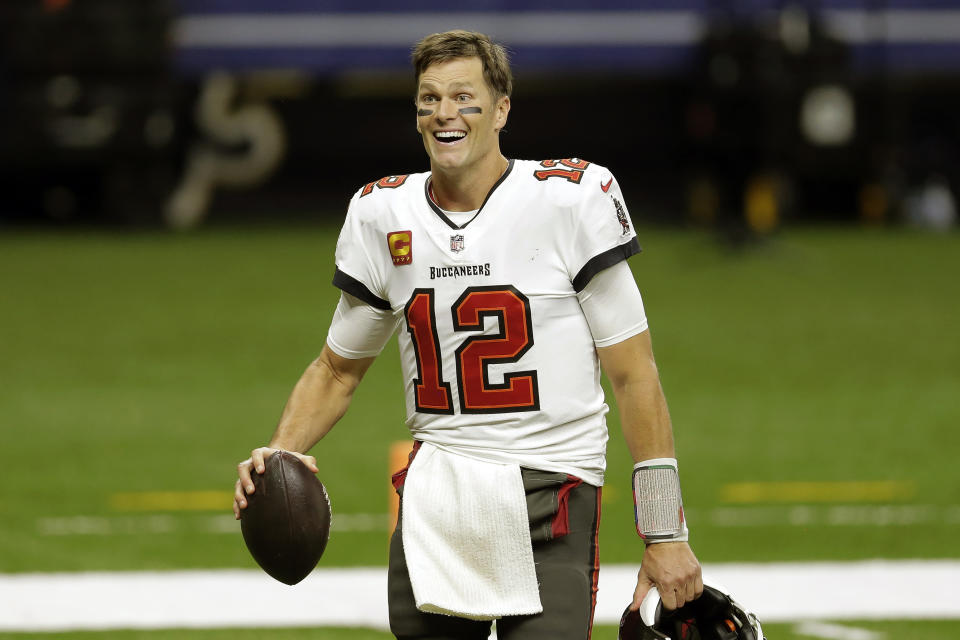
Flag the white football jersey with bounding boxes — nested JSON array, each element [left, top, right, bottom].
[[333, 158, 639, 485]]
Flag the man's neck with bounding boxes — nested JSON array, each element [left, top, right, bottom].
[[430, 153, 509, 212]]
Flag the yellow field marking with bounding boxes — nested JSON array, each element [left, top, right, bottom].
[[720, 481, 915, 504], [109, 491, 234, 512]]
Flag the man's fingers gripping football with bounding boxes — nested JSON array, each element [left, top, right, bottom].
[[250, 447, 278, 475], [236, 448, 276, 498], [237, 458, 257, 495], [233, 479, 247, 519], [293, 452, 319, 473], [268, 449, 318, 474]]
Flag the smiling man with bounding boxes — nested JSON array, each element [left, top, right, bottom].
[[414, 55, 510, 201], [234, 30, 702, 640]]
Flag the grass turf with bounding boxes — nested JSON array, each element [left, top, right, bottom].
[[1, 224, 958, 576]]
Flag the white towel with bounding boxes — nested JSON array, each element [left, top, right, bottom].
[[401, 442, 543, 620]]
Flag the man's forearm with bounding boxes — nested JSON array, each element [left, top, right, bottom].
[[612, 371, 675, 463], [268, 346, 372, 453], [599, 331, 702, 610], [599, 331, 676, 463]]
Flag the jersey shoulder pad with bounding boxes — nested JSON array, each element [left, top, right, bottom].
[[347, 172, 425, 225], [529, 157, 594, 185], [526, 158, 614, 207], [353, 171, 425, 202]]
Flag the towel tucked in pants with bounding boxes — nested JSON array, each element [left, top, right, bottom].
[[389, 464, 603, 640]]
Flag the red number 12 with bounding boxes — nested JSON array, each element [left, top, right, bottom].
[[404, 285, 540, 414]]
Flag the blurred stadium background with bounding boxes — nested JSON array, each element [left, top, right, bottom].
[[1, 1, 959, 638]]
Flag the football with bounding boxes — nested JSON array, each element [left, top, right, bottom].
[[240, 450, 332, 585]]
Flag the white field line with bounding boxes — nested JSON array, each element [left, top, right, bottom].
[[2, 561, 959, 632], [35, 504, 960, 537], [36, 513, 390, 536], [794, 621, 885, 640], [706, 504, 960, 528]]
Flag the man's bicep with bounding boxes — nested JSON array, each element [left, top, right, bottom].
[[317, 291, 390, 391], [596, 329, 657, 387], [317, 343, 377, 390]]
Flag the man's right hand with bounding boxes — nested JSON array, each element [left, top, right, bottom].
[[233, 447, 319, 519]]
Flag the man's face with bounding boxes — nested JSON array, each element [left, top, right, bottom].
[[415, 57, 510, 173]]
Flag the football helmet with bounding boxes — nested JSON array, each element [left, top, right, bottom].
[[619, 583, 765, 640]]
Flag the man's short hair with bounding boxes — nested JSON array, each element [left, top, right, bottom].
[[412, 30, 513, 100]]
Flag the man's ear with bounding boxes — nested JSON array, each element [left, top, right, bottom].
[[495, 96, 511, 132]]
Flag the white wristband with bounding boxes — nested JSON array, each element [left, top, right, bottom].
[[632, 458, 688, 543]]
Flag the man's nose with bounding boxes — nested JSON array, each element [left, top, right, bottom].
[[437, 98, 460, 119]]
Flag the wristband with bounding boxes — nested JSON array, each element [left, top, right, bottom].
[[632, 458, 688, 543]]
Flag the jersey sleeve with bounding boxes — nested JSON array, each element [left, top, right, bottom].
[[567, 167, 641, 292], [327, 292, 399, 358], [577, 260, 648, 347], [332, 190, 392, 310]]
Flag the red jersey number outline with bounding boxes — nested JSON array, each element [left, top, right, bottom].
[[534, 158, 591, 184], [360, 174, 409, 197], [404, 286, 540, 415]]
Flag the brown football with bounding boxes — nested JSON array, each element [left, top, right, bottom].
[[240, 450, 331, 585]]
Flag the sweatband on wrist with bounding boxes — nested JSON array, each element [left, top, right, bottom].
[[632, 457, 688, 543]]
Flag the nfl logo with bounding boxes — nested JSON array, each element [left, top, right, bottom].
[[450, 234, 465, 253]]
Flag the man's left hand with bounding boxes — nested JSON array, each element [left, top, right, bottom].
[[631, 541, 703, 611]]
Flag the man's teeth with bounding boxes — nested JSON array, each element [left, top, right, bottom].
[[435, 131, 466, 141]]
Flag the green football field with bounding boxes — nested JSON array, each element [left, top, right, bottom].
[[1, 223, 958, 637]]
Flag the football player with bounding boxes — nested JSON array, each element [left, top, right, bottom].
[[235, 30, 702, 640]]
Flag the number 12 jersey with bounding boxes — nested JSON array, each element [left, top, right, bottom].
[[332, 158, 640, 486]]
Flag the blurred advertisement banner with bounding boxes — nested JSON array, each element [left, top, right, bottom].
[[172, 1, 960, 74]]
